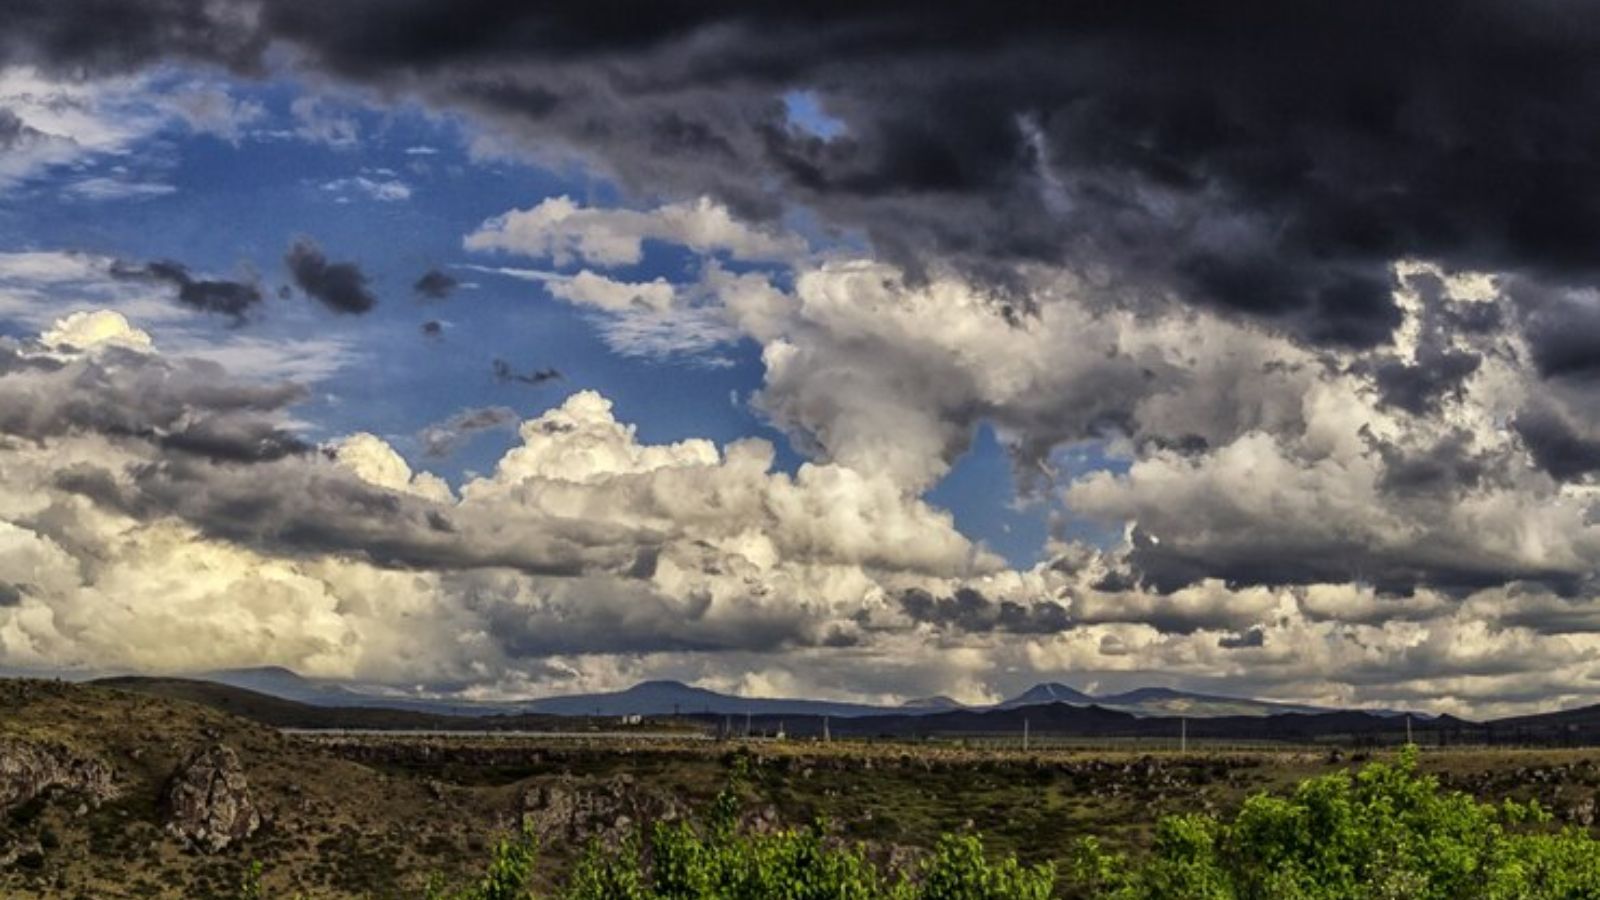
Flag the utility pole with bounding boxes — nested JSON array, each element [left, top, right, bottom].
[[1405, 713, 1413, 746], [822, 715, 830, 743], [745, 710, 752, 738], [1023, 718, 1030, 752], [1181, 716, 1187, 753]]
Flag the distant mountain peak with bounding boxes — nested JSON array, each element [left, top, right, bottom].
[[205, 665, 308, 683], [628, 679, 696, 691], [1002, 682, 1094, 707], [1103, 686, 1184, 702], [901, 695, 965, 710]]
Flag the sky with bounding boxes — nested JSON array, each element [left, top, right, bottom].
[[4, 2, 1600, 717]]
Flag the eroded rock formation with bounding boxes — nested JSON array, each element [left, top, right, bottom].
[[164, 744, 260, 853]]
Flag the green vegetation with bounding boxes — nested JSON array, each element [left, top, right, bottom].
[[418, 760, 1054, 900], [423, 830, 540, 900], [397, 748, 1600, 900], [1069, 746, 1600, 899]]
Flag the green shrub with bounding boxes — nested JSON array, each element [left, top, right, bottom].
[[558, 753, 1053, 900], [425, 827, 540, 900], [1067, 746, 1600, 900]]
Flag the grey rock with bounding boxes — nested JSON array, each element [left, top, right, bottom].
[[519, 775, 686, 846], [1569, 796, 1597, 828], [0, 738, 117, 813], [164, 744, 261, 853], [0, 838, 43, 870]]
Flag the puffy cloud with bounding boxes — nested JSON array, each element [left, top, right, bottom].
[[463, 195, 805, 267], [38, 309, 152, 353], [546, 270, 676, 313], [333, 433, 454, 502], [289, 95, 359, 148], [320, 175, 412, 202], [14, 248, 1600, 714], [164, 82, 264, 144], [0, 315, 1008, 695]]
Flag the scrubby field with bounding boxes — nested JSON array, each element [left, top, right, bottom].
[[4, 680, 1600, 898]]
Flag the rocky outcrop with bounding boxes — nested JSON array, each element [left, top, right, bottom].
[[0, 738, 117, 813], [164, 744, 260, 853], [520, 775, 687, 846]]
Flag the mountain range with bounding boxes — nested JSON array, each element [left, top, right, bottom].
[[89, 674, 1600, 747], [182, 667, 1393, 721]]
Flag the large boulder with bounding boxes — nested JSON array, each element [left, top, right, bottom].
[[0, 738, 116, 812], [164, 744, 260, 853]]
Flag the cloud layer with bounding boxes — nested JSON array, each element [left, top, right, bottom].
[[6, 2, 1600, 714]]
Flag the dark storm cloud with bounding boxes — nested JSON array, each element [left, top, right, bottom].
[[16, 1, 1600, 348], [899, 587, 1072, 635], [0, 108, 41, 150], [492, 359, 561, 385], [158, 417, 310, 462], [1514, 401, 1600, 481], [452, 572, 821, 656], [1352, 267, 1502, 415], [98, 452, 644, 576], [413, 268, 458, 300], [284, 237, 376, 314], [1370, 430, 1491, 497], [1513, 281, 1600, 382], [899, 580, 1273, 636], [418, 405, 517, 457], [111, 259, 263, 322], [1124, 523, 1585, 600], [1368, 351, 1481, 416], [0, 341, 309, 463], [0, 0, 264, 75]]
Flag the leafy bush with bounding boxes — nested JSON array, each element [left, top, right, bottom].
[[424, 827, 541, 900], [562, 823, 1052, 900], [1067, 746, 1600, 900], [559, 756, 1054, 900]]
